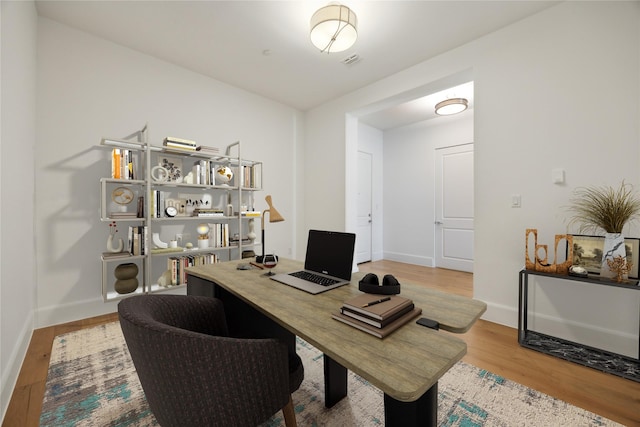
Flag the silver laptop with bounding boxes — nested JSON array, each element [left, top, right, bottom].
[[270, 229, 356, 294]]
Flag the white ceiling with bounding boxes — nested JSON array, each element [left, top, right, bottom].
[[35, 1, 557, 129]]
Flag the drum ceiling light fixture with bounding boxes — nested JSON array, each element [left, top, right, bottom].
[[310, 3, 358, 53], [435, 98, 469, 116]]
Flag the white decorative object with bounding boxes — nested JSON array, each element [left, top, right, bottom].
[[198, 239, 209, 249], [151, 165, 168, 182], [247, 218, 256, 241], [107, 234, 124, 253], [157, 270, 172, 288], [152, 232, 168, 249]]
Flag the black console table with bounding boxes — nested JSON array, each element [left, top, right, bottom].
[[518, 269, 640, 382]]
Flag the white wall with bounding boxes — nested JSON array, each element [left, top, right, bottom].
[[383, 115, 474, 266], [0, 0, 38, 418], [306, 2, 640, 356], [35, 17, 302, 327]]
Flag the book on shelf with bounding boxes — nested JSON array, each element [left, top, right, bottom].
[[164, 144, 196, 152], [340, 303, 415, 328], [111, 148, 137, 180], [137, 196, 144, 218], [110, 212, 139, 219], [163, 136, 196, 148], [152, 190, 167, 218], [127, 225, 147, 256], [195, 145, 220, 154], [341, 294, 414, 321], [241, 164, 261, 189], [240, 211, 261, 217], [151, 247, 185, 254], [193, 208, 224, 217], [101, 251, 132, 260], [332, 307, 422, 339], [209, 223, 229, 248], [167, 252, 219, 286]]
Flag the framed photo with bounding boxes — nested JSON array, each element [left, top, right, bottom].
[[570, 234, 639, 279], [158, 156, 183, 183]]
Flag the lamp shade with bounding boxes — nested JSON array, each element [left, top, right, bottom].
[[435, 98, 468, 116], [264, 195, 284, 222], [310, 4, 357, 53]]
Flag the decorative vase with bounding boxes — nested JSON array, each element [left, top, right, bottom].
[[114, 263, 139, 294], [107, 234, 124, 253], [601, 233, 626, 279], [198, 238, 209, 249], [247, 218, 256, 241]]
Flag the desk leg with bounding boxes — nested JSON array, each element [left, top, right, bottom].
[[384, 382, 437, 427], [323, 354, 347, 407]]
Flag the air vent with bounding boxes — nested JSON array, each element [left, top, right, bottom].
[[341, 53, 361, 65]]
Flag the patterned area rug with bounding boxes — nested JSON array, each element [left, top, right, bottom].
[[40, 322, 619, 426]]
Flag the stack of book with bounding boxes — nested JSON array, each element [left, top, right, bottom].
[[193, 208, 224, 217], [332, 294, 421, 338], [163, 137, 197, 151], [109, 211, 139, 219]]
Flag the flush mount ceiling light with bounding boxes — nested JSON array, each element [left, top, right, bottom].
[[435, 98, 469, 116], [310, 3, 358, 53]]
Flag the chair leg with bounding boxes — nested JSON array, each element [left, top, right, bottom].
[[282, 395, 297, 427]]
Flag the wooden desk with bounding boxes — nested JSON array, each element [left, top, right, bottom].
[[187, 258, 486, 426]]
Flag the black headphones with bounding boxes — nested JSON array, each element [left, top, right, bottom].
[[358, 273, 401, 295]]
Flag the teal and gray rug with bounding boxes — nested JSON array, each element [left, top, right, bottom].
[[40, 322, 619, 426]]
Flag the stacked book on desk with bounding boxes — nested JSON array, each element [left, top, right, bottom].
[[332, 294, 421, 338]]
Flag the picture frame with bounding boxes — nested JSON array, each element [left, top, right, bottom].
[[158, 156, 183, 183], [569, 234, 640, 279]]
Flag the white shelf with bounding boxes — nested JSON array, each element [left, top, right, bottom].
[[99, 132, 262, 302]]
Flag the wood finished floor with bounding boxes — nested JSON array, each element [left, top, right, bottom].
[[3, 260, 640, 426]]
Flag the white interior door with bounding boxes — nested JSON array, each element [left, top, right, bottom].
[[356, 151, 372, 264], [435, 143, 474, 272]]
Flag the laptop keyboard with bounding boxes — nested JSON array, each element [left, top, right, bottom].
[[289, 271, 339, 286]]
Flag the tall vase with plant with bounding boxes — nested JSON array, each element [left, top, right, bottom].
[[567, 181, 640, 278]]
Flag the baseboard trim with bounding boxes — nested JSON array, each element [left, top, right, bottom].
[[383, 251, 434, 267], [1, 311, 33, 422], [35, 287, 189, 328]]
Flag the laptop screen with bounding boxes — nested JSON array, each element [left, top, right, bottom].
[[304, 230, 356, 280]]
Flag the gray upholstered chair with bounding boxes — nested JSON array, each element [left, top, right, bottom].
[[118, 294, 303, 427]]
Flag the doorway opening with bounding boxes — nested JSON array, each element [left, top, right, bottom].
[[346, 71, 474, 279]]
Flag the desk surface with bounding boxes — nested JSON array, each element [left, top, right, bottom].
[[187, 258, 486, 402]]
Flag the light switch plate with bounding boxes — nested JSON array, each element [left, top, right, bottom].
[[552, 168, 565, 184], [511, 194, 521, 208]]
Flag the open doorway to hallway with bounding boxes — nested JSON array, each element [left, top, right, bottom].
[[350, 78, 474, 278]]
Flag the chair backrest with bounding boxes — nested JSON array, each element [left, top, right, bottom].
[[118, 294, 294, 427]]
